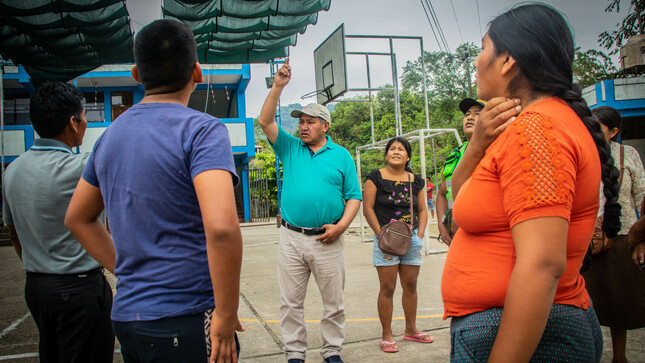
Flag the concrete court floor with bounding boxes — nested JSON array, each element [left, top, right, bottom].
[[0, 219, 643, 362]]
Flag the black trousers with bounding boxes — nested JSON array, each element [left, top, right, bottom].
[[113, 310, 240, 363], [25, 269, 115, 363]]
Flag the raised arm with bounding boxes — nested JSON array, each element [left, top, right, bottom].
[[193, 169, 244, 363], [259, 58, 291, 145], [65, 178, 115, 273], [451, 97, 522, 200]]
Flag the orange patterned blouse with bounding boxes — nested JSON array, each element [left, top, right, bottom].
[[441, 97, 600, 318]]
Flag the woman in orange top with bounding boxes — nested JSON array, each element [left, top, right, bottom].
[[441, 3, 621, 362]]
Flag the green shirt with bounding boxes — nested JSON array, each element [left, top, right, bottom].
[[443, 142, 468, 203], [271, 126, 362, 228]]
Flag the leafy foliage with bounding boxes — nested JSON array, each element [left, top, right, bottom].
[[573, 47, 618, 88], [598, 0, 645, 54]]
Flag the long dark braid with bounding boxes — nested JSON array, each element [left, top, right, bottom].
[[488, 4, 621, 236], [557, 86, 621, 236]]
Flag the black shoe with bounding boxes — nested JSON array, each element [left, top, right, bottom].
[[324, 355, 344, 363], [287, 359, 304, 363]]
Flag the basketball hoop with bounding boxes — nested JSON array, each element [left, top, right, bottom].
[[301, 88, 333, 101]]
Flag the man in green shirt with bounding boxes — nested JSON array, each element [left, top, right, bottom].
[[436, 98, 485, 245]]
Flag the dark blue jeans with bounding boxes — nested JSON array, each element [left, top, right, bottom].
[[113, 311, 240, 363], [25, 269, 114, 363]]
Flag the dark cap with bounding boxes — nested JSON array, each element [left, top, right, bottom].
[[459, 98, 486, 114]]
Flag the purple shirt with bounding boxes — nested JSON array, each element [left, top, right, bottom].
[[83, 102, 237, 321]]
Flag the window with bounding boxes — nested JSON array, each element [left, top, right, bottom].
[[188, 89, 238, 119], [83, 91, 105, 122], [3, 94, 30, 125], [111, 91, 134, 121]]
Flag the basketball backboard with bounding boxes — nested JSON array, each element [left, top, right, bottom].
[[313, 24, 347, 105]]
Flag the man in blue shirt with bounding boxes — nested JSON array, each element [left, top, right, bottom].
[[259, 59, 362, 363], [65, 20, 243, 363], [3, 81, 114, 363]]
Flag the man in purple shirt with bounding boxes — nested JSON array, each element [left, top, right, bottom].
[[65, 19, 243, 363]]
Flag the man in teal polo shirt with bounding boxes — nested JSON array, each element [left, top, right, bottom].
[[436, 97, 485, 245], [259, 59, 361, 363]]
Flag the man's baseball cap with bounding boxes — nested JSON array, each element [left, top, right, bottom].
[[291, 103, 331, 123], [459, 98, 486, 114]]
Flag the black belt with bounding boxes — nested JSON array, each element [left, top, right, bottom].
[[281, 219, 328, 235], [26, 267, 104, 278]]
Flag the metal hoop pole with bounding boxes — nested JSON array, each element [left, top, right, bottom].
[[419, 130, 430, 254], [366, 54, 375, 144], [420, 38, 430, 129], [389, 38, 400, 136]]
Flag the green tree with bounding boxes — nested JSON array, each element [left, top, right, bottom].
[[599, 0, 645, 54], [249, 147, 280, 215], [324, 43, 481, 184], [401, 42, 480, 100], [573, 47, 618, 88]]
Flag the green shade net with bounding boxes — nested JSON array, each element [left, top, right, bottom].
[[162, 0, 331, 64], [0, 0, 134, 84], [0, 0, 331, 83]]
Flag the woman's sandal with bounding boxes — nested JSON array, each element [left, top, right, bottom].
[[380, 340, 398, 353], [403, 333, 434, 343]]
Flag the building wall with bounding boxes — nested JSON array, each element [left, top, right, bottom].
[[2, 64, 255, 221], [583, 77, 645, 161]]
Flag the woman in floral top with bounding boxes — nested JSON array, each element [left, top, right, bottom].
[[363, 137, 430, 353], [583, 106, 645, 363]]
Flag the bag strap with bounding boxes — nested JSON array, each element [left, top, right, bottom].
[[618, 144, 625, 188], [408, 172, 414, 226]]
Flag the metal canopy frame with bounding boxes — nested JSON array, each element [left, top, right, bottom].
[[356, 128, 462, 255]]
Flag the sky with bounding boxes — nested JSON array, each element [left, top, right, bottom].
[[126, 0, 626, 118]]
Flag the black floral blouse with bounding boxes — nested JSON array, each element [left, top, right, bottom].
[[367, 170, 425, 229]]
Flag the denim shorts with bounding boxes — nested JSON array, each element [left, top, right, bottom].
[[373, 229, 424, 266]]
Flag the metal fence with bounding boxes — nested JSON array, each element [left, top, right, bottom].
[[249, 168, 271, 222]]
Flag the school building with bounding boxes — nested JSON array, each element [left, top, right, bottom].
[[583, 76, 645, 158], [1, 62, 256, 222]]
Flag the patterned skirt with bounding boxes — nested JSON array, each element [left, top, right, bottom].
[[450, 304, 602, 362]]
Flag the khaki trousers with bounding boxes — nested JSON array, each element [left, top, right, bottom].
[[277, 226, 346, 360]]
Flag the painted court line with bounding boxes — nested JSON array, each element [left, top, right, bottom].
[[240, 313, 443, 323], [0, 349, 122, 361], [0, 353, 39, 361], [0, 312, 30, 340]]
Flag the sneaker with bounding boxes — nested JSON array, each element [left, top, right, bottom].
[[287, 359, 304, 363], [324, 355, 344, 363]]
